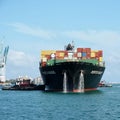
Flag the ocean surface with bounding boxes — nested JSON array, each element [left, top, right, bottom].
[[0, 85, 120, 120]]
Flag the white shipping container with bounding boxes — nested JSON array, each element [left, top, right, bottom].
[[42, 57, 47, 62], [77, 52, 82, 57], [68, 52, 73, 59]]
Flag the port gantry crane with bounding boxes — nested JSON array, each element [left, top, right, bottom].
[[0, 41, 9, 82]]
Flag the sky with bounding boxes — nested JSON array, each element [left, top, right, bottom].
[[0, 0, 120, 82]]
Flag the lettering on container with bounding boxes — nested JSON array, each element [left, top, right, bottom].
[[91, 71, 103, 75], [42, 71, 56, 74]]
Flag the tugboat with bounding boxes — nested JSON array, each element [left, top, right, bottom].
[[2, 76, 45, 90], [99, 80, 112, 87]]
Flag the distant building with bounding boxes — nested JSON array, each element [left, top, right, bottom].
[[33, 76, 44, 85]]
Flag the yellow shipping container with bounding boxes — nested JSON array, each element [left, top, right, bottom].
[[41, 50, 56, 58], [59, 52, 65, 57], [91, 52, 95, 57], [56, 51, 65, 58], [91, 50, 98, 52], [41, 50, 56, 55], [99, 57, 103, 62]]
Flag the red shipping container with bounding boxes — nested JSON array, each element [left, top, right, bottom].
[[77, 48, 83, 52], [82, 48, 87, 52], [42, 62, 46, 67], [98, 50, 103, 57], [64, 51, 68, 57], [95, 52, 99, 58], [86, 53, 91, 59], [86, 48, 91, 53], [45, 55, 51, 60]]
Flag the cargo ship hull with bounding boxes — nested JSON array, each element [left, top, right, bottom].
[[40, 61, 105, 92]]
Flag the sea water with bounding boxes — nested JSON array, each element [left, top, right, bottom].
[[0, 85, 120, 120]]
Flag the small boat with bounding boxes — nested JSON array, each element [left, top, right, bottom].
[[99, 80, 112, 87]]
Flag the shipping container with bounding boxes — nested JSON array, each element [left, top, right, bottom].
[[41, 62, 46, 67], [98, 50, 103, 57], [91, 52, 96, 57], [41, 50, 56, 55], [68, 52, 73, 59], [91, 50, 98, 52], [56, 51, 65, 59], [82, 52, 87, 57], [45, 55, 51, 60], [80, 59, 98, 65], [42, 57, 47, 62], [99, 57, 103, 62], [55, 59, 67, 63], [86, 53, 91, 59], [86, 48, 91, 53], [77, 52, 82, 58], [64, 51, 68, 57], [96, 52, 99, 57], [82, 57, 86, 60], [64, 57, 68, 60], [82, 48, 87, 52], [77, 48, 83, 52], [41, 50, 56, 59], [47, 60, 55, 66]]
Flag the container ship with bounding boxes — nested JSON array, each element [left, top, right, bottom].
[[39, 42, 105, 92]]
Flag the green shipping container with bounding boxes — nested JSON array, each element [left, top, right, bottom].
[[79, 59, 98, 65]]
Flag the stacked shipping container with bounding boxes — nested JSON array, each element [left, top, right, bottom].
[[40, 48, 103, 67]]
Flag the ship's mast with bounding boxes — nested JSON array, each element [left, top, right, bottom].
[[65, 40, 75, 51]]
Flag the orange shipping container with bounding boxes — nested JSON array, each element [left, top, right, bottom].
[[95, 52, 99, 58], [56, 51, 65, 59]]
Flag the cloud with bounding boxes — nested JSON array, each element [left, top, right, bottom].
[[63, 30, 120, 48], [8, 50, 36, 66], [9, 22, 120, 48], [9, 22, 56, 39], [6, 50, 40, 79]]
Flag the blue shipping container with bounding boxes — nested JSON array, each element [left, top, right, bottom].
[[82, 52, 87, 57]]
